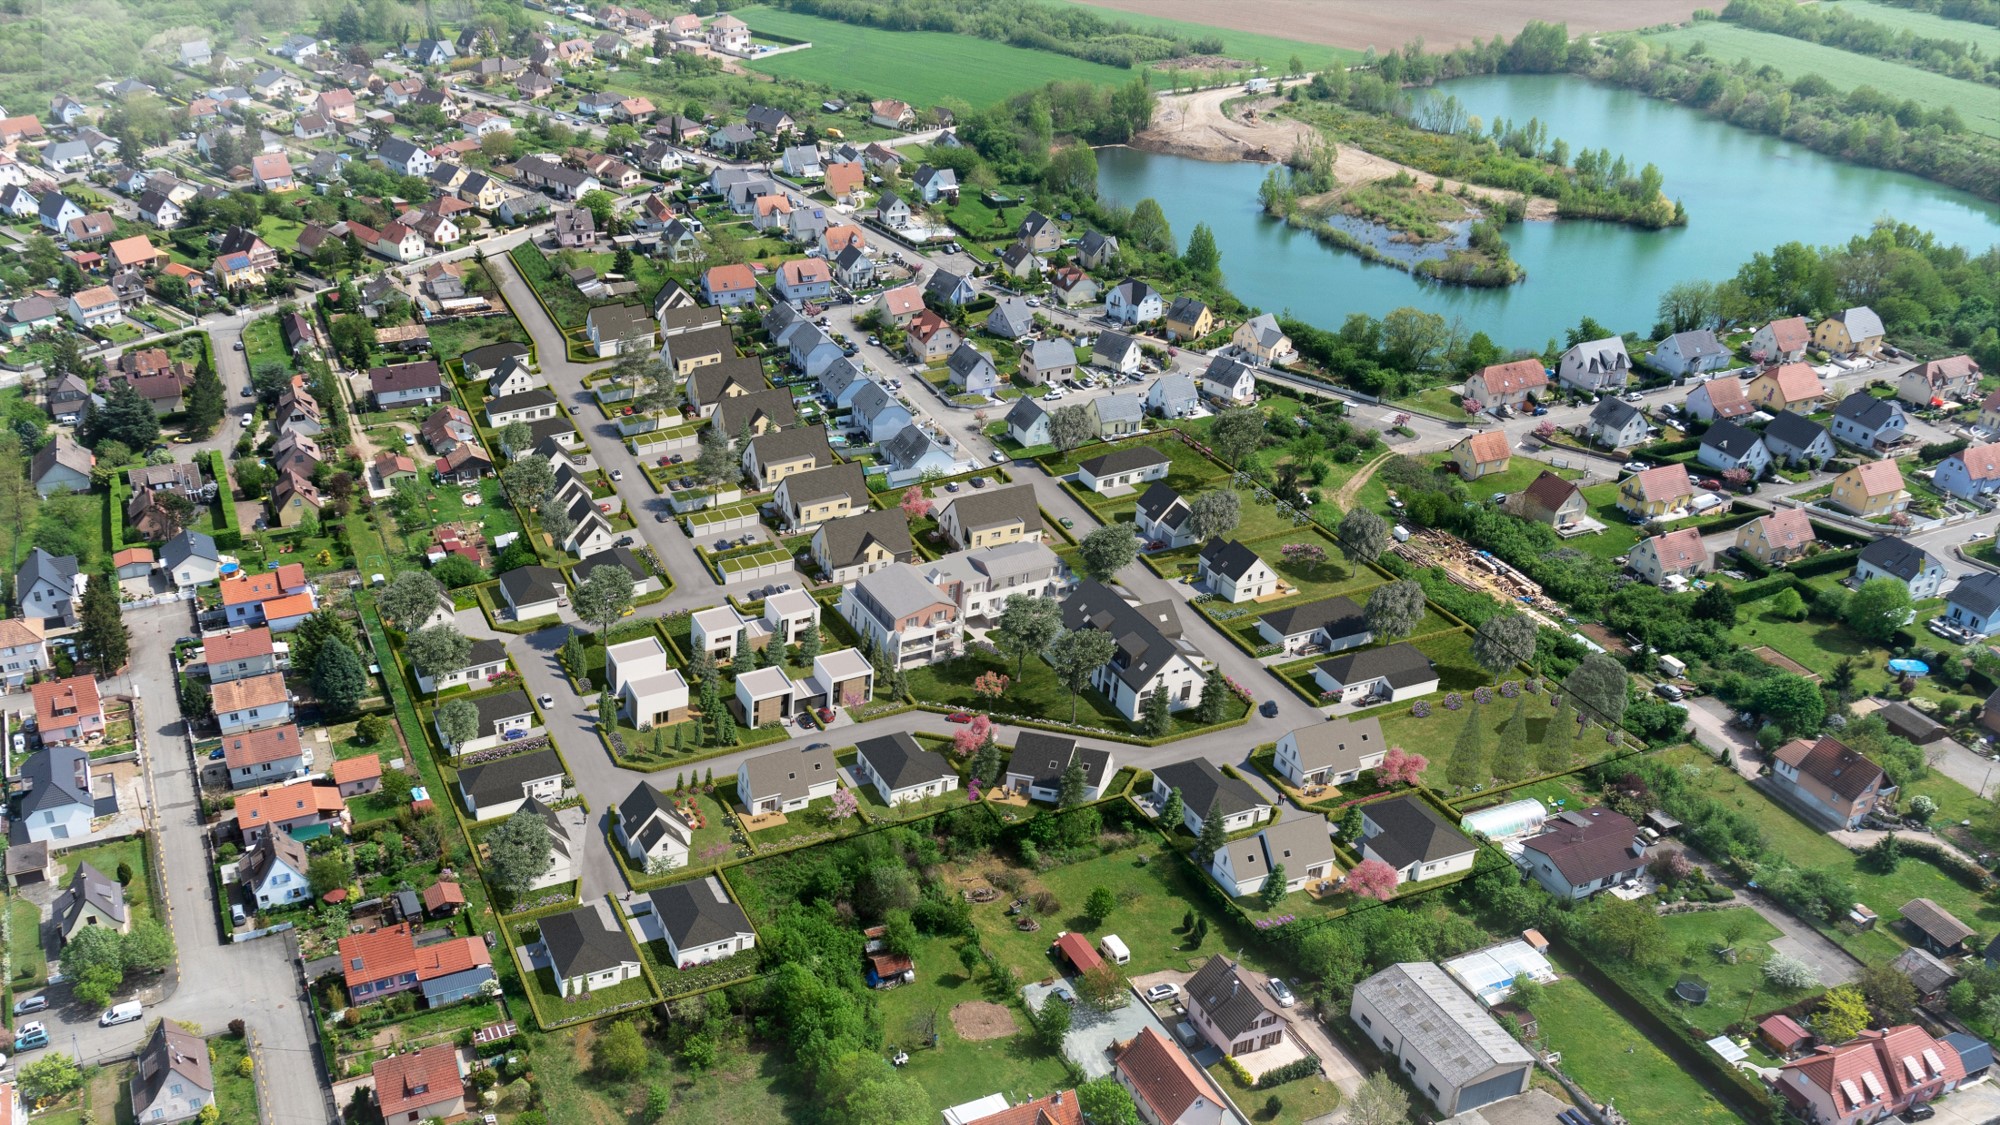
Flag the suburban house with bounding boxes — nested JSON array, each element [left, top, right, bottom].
[[1617, 463, 1694, 519], [1311, 643, 1440, 706], [852, 732, 959, 806], [1452, 430, 1511, 481], [1763, 412, 1837, 467], [613, 782, 693, 871], [1078, 445, 1170, 494], [1150, 757, 1273, 836], [368, 361, 445, 408], [1898, 355, 1981, 407], [1946, 572, 2000, 637], [1934, 442, 2000, 499], [538, 904, 643, 998], [935, 484, 1042, 551], [1184, 956, 1290, 1058], [925, 269, 976, 307], [607, 637, 690, 730], [340, 922, 425, 1005], [1831, 392, 1909, 451], [838, 563, 963, 669], [1586, 398, 1650, 449], [32, 674, 104, 745], [1021, 339, 1077, 386], [1232, 313, 1294, 365], [222, 724, 307, 789], [17, 547, 83, 626], [1165, 296, 1213, 341], [498, 565, 566, 620], [213, 672, 294, 735], [1113, 1026, 1230, 1125], [737, 745, 841, 815], [1776, 1025, 1964, 1125], [1856, 536, 1946, 600], [774, 462, 871, 530], [1359, 795, 1478, 883], [1828, 460, 1908, 517], [31, 436, 94, 496], [999, 732, 1114, 804], [1735, 509, 1818, 567], [1628, 527, 1710, 586], [1747, 363, 1828, 413], [1686, 376, 1754, 422], [1750, 316, 1811, 363], [18, 744, 98, 842], [905, 310, 960, 362], [1272, 715, 1387, 789], [811, 508, 915, 584], [1557, 336, 1630, 392], [1350, 963, 1535, 1117], [1005, 397, 1054, 449], [947, 343, 1001, 395], [1518, 808, 1650, 898], [1652, 329, 1730, 377], [1104, 278, 1162, 324], [1094, 331, 1144, 375], [1465, 358, 1548, 411], [701, 263, 758, 307], [453, 744, 563, 818], [1135, 483, 1198, 550], [1211, 814, 1337, 897], [54, 861, 127, 942], [1813, 305, 1887, 357], [647, 877, 757, 970], [1093, 392, 1146, 439], [1257, 597, 1370, 657], [584, 304, 656, 358], [1519, 471, 1588, 530], [413, 638, 509, 694], [1201, 356, 1258, 406], [1061, 580, 1209, 722], [1195, 539, 1277, 603], [0, 618, 47, 687], [742, 427, 832, 489], [232, 781, 347, 845], [1771, 735, 1891, 830], [1696, 420, 1771, 476], [130, 1023, 215, 1125], [238, 831, 311, 909]]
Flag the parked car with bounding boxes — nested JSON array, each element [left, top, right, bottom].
[[1654, 683, 1685, 702], [1143, 983, 1179, 1003], [946, 711, 973, 724], [610, 469, 623, 482], [1622, 461, 1649, 474], [12, 1023, 47, 1051], [1259, 700, 1279, 718], [1266, 979, 1295, 1007], [12, 995, 47, 1016]]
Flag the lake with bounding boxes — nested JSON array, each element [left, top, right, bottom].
[[1098, 74, 2000, 345]]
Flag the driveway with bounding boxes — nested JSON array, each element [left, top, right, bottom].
[[1690, 860, 1861, 987], [1684, 697, 1758, 777], [1022, 979, 1173, 1080], [1932, 1077, 2000, 1125]]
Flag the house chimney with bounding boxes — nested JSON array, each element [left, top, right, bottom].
[[1230, 977, 1239, 997], [1053, 1091, 1063, 1105]]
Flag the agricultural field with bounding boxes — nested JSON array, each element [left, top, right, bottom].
[[1063, 0, 1714, 53], [1830, 0, 2000, 55], [1042, 0, 1360, 73], [734, 5, 1142, 106], [1646, 22, 2000, 138]]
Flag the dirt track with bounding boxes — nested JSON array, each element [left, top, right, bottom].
[[1130, 85, 1559, 219], [1074, 0, 1712, 53]]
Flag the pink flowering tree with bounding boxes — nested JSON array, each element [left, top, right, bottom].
[[1533, 420, 1557, 440], [1461, 397, 1482, 416], [973, 671, 1010, 702], [1347, 859, 1400, 901], [1377, 747, 1428, 788], [952, 714, 993, 757], [826, 787, 859, 821], [900, 486, 933, 520]]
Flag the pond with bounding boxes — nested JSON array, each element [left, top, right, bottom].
[[1098, 74, 2000, 345]]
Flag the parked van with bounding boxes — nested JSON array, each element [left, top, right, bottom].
[[1099, 934, 1131, 965], [100, 1001, 143, 1026]]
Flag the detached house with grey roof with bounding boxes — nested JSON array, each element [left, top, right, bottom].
[[1064, 579, 1210, 722], [1359, 795, 1477, 883], [1857, 537, 1948, 601], [1831, 391, 1909, 451]]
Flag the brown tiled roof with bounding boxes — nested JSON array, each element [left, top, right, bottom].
[[213, 671, 288, 712], [1753, 509, 1816, 550], [222, 723, 302, 769], [1522, 470, 1580, 513], [1902, 898, 1975, 947], [1521, 809, 1645, 885], [1774, 736, 1885, 801], [1626, 463, 1693, 503], [371, 1044, 463, 1119], [1115, 1026, 1216, 1125], [331, 755, 382, 784], [204, 627, 274, 663]]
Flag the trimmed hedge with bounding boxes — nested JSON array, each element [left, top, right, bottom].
[[209, 450, 242, 549], [1729, 575, 1802, 605], [1788, 548, 1861, 578]]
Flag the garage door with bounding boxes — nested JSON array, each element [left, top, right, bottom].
[[1456, 1068, 1530, 1113]]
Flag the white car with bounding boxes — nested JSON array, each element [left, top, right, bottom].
[[240, 413, 252, 426], [538, 693, 555, 709], [610, 469, 623, 482], [1266, 978, 1295, 1007], [1143, 983, 1178, 1003]]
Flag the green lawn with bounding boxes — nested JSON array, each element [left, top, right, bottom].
[[874, 933, 1074, 1112], [735, 5, 1143, 106], [1046, 438, 1230, 505], [428, 315, 530, 366], [1832, 0, 2000, 55], [906, 648, 1247, 738], [1637, 907, 1805, 1039], [62, 837, 155, 924], [10, 895, 44, 988], [1726, 605, 1986, 715], [210, 1034, 261, 1124], [1647, 22, 2000, 137], [257, 214, 307, 252], [744, 791, 871, 851], [1535, 973, 1740, 1125], [1568, 481, 1743, 562], [1376, 682, 1572, 791], [241, 314, 288, 374]]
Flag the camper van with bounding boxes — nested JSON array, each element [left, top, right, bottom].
[[1099, 934, 1131, 965]]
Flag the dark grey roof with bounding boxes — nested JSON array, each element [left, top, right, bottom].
[[1950, 572, 2000, 619], [739, 745, 840, 804], [1859, 537, 1940, 582], [1004, 395, 1047, 431], [881, 424, 948, 468], [1314, 643, 1437, 691], [1362, 795, 1473, 869], [1589, 397, 1644, 428], [713, 388, 797, 437], [780, 462, 869, 506], [614, 780, 681, 853], [1167, 295, 1209, 324], [1060, 579, 1196, 691], [162, 530, 219, 568], [18, 547, 78, 594], [1259, 596, 1365, 639], [499, 565, 565, 606], [462, 342, 529, 375], [539, 903, 635, 978], [1701, 419, 1764, 459], [456, 745, 561, 807], [941, 483, 1041, 538], [1946, 1032, 1994, 1075], [1764, 410, 1828, 451], [19, 745, 90, 817], [416, 637, 507, 678], [1135, 481, 1189, 530], [1665, 329, 1727, 361], [1185, 956, 1281, 1039], [1079, 444, 1169, 478], [1152, 758, 1267, 822], [378, 136, 424, 166], [689, 355, 766, 403], [925, 269, 968, 301], [814, 508, 911, 568], [649, 876, 753, 951], [1833, 391, 1902, 429], [575, 546, 650, 586], [55, 860, 126, 930], [746, 425, 832, 468], [132, 1023, 213, 1116], [1198, 538, 1264, 582], [946, 342, 994, 380], [487, 388, 557, 415], [1002, 732, 1111, 793], [854, 731, 954, 791]]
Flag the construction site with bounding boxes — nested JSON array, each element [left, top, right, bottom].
[[1389, 526, 1567, 633]]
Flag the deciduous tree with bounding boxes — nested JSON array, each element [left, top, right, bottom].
[[379, 570, 446, 627], [1845, 576, 1913, 644], [1047, 628, 1115, 723], [486, 805, 555, 897], [573, 562, 636, 646], [1208, 407, 1265, 468], [311, 636, 369, 714], [1048, 403, 1096, 453], [1471, 612, 1537, 674], [404, 625, 472, 680], [1347, 858, 1399, 901], [993, 595, 1064, 681], [436, 697, 480, 751], [1364, 580, 1426, 640], [1077, 524, 1137, 580], [1563, 653, 1630, 727]]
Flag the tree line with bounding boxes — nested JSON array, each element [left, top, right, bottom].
[[1723, 0, 2000, 88], [753, 0, 1229, 69]]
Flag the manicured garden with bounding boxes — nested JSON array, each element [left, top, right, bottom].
[[905, 647, 1248, 740]]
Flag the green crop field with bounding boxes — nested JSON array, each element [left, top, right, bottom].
[[1046, 0, 1362, 72], [1830, 0, 2000, 55], [1646, 22, 2000, 137], [735, 6, 1142, 106]]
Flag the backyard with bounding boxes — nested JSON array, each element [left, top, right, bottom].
[[1534, 972, 1740, 1125], [62, 836, 156, 925], [872, 931, 1076, 1111], [905, 648, 1249, 739]]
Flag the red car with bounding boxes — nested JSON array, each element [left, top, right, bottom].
[[817, 706, 835, 722], [946, 711, 973, 724]]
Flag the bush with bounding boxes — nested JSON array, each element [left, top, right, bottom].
[[1254, 1054, 1322, 1089]]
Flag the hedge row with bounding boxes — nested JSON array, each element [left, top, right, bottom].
[[209, 450, 242, 549]]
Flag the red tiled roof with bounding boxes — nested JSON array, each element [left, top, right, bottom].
[[213, 671, 288, 713], [204, 628, 274, 664], [1522, 470, 1580, 513], [964, 1090, 1084, 1125], [1460, 430, 1509, 465], [220, 571, 284, 606], [1761, 1014, 1812, 1047], [414, 936, 491, 980], [371, 1044, 463, 1119], [1765, 317, 1809, 351], [261, 593, 317, 621], [222, 724, 302, 770], [421, 881, 465, 911], [1780, 1025, 1964, 1112], [1698, 377, 1752, 417], [233, 782, 344, 831], [1913, 355, 1979, 388], [1051, 931, 1101, 973], [1640, 527, 1707, 570], [1476, 358, 1548, 394], [1761, 362, 1826, 403], [31, 675, 99, 729], [340, 922, 418, 988], [331, 755, 382, 784], [878, 285, 923, 316], [1955, 442, 2000, 482], [1626, 463, 1693, 503], [1115, 1027, 1216, 1125]]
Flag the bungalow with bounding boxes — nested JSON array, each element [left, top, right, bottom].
[[1695, 419, 1771, 476], [1104, 278, 1162, 325], [1945, 572, 2000, 637], [1464, 358, 1548, 411], [1233, 313, 1295, 365], [1452, 430, 1511, 481], [1272, 714, 1386, 788], [1899, 355, 1981, 407], [1557, 336, 1630, 393], [538, 904, 643, 998], [1856, 537, 1947, 601], [1093, 392, 1146, 439], [333, 755, 383, 799], [852, 732, 958, 806], [454, 744, 563, 817], [1750, 316, 1811, 364], [737, 745, 841, 814], [1813, 305, 1886, 357], [1686, 376, 1754, 422], [1519, 808, 1650, 899], [413, 638, 509, 695], [1077, 445, 1170, 494], [1134, 482, 1197, 550], [1652, 329, 1730, 378], [1195, 538, 1277, 603], [1629, 527, 1709, 586], [1934, 442, 2000, 499], [1772, 735, 1891, 831], [648, 876, 756, 970], [1832, 392, 1909, 451], [1762, 411, 1836, 468], [1312, 643, 1439, 706], [1828, 460, 1908, 517], [1735, 508, 1817, 567], [1359, 794, 1478, 883], [870, 98, 916, 127], [999, 732, 1113, 804], [1257, 596, 1371, 657], [1747, 363, 1827, 413], [1150, 758, 1272, 836], [368, 361, 445, 409], [1617, 463, 1694, 519]]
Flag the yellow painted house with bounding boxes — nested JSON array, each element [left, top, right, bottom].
[[1828, 460, 1907, 516], [1811, 306, 1886, 357], [1617, 463, 1694, 518], [1734, 509, 1817, 566], [1165, 297, 1214, 342]]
